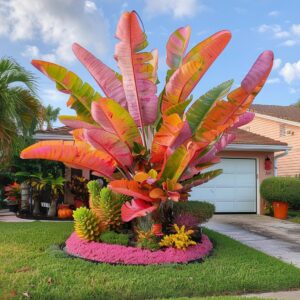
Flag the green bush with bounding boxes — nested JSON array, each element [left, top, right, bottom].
[[260, 177, 300, 207], [173, 201, 215, 224], [100, 231, 129, 246]]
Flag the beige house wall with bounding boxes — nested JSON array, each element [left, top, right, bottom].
[[241, 116, 300, 176], [219, 150, 275, 214]]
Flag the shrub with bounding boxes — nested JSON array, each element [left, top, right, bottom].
[[173, 201, 215, 224], [260, 176, 300, 207], [100, 231, 129, 246]]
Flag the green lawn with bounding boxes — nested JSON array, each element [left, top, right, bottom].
[[1, 222, 299, 300], [288, 210, 300, 224]]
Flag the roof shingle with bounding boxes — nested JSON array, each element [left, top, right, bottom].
[[250, 104, 300, 123]]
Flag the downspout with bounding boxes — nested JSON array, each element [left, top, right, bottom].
[[274, 150, 289, 176]]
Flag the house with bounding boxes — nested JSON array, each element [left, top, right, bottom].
[[33, 126, 289, 214], [241, 104, 300, 176]]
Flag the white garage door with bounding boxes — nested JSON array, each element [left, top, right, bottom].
[[189, 158, 257, 213]]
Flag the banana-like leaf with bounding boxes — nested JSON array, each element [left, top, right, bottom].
[[186, 80, 234, 133], [59, 115, 99, 129], [166, 26, 191, 69], [84, 128, 133, 167], [162, 61, 203, 113], [91, 98, 142, 148], [165, 99, 192, 116], [159, 143, 197, 182], [232, 111, 255, 128], [181, 169, 223, 191], [114, 11, 158, 127], [72, 43, 127, 108], [121, 199, 156, 222], [20, 140, 116, 179], [109, 179, 153, 202], [194, 51, 273, 143], [180, 30, 232, 101], [151, 113, 185, 164], [32, 60, 100, 121], [149, 49, 159, 83]]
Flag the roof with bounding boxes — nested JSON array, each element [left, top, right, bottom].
[[250, 104, 300, 123], [33, 126, 288, 151], [232, 128, 287, 146]]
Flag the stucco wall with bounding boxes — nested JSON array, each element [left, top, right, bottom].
[[219, 150, 275, 214], [241, 115, 300, 176]]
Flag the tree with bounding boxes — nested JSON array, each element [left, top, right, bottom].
[[0, 58, 44, 163], [44, 104, 60, 130], [294, 99, 300, 108]]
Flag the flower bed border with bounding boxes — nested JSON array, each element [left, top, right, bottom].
[[65, 232, 213, 265]]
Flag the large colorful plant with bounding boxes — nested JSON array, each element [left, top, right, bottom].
[[21, 11, 273, 230]]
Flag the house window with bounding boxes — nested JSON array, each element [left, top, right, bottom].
[[279, 124, 286, 137]]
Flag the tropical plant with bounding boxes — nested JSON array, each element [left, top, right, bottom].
[[4, 182, 20, 205], [68, 176, 89, 202], [159, 224, 196, 250], [73, 207, 101, 241], [20, 11, 273, 233], [87, 181, 129, 230], [43, 104, 61, 130], [0, 57, 44, 163]]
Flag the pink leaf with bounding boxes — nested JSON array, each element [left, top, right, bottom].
[[114, 11, 158, 126], [72, 43, 127, 108], [121, 199, 156, 222]]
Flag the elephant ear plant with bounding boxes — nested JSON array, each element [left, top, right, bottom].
[[20, 11, 273, 260]]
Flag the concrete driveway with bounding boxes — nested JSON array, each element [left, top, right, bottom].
[[205, 214, 300, 268]]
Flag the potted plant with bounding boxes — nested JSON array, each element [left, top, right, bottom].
[[4, 182, 20, 212], [67, 176, 89, 208], [260, 177, 300, 219]]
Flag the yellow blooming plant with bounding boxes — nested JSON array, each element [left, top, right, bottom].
[[159, 224, 196, 250]]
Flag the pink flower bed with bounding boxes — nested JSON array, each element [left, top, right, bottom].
[[65, 232, 213, 265]]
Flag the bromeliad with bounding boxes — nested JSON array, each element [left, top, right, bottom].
[[21, 11, 273, 226]]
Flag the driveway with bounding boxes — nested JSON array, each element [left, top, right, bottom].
[[205, 214, 300, 268]]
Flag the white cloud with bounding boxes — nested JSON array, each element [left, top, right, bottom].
[[281, 39, 298, 47], [258, 23, 300, 47], [273, 58, 282, 70], [291, 24, 300, 36], [268, 10, 279, 17], [21, 45, 56, 61], [144, 0, 205, 18], [279, 60, 300, 84], [84, 0, 97, 13], [266, 77, 280, 84], [0, 0, 109, 63]]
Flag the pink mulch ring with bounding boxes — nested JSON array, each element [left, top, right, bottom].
[[65, 232, 213, 265]]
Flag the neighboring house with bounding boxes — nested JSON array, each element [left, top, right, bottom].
[[242, 104, 300, 176], [33, 126, 289, 215]]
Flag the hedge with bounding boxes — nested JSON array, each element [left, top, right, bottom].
[[260, 176, 300, 208], [173, 201, 215, 224]]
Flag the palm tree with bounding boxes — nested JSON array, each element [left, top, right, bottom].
[[0, 57, 44, 163], [44, 104, 60, 130], [294, 99, 300, 108]]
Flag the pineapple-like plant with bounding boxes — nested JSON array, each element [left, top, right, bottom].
[[21, 11, 274, 228], [87, 181, 129, 230], [73, 207, 101, 241]]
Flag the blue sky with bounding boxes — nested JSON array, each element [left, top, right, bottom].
[[1, 0, 300, 127]]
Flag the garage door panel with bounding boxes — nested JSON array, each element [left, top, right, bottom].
[[190, 158, 257, 213]]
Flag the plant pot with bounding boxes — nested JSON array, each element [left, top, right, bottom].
[[273, 201, 288, 219], [47, 199, 57, 217], [8, 204, 18, 213]]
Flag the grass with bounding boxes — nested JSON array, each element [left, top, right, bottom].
[[288, 209, 300, 224], [1, 222, 300, 300]]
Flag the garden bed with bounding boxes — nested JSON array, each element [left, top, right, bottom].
[[64, 232, 213, 265]]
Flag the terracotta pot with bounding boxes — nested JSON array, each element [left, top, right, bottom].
[[151, 223, 163, 236], [58, 204, 73, 219], [273, 201, 288, 219]]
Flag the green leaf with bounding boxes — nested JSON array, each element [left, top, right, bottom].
[[186, 80, 233, 133], [165, 99, 192, 116]]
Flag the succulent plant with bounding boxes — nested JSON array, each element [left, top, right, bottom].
[[73, 207, 101, 241]]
